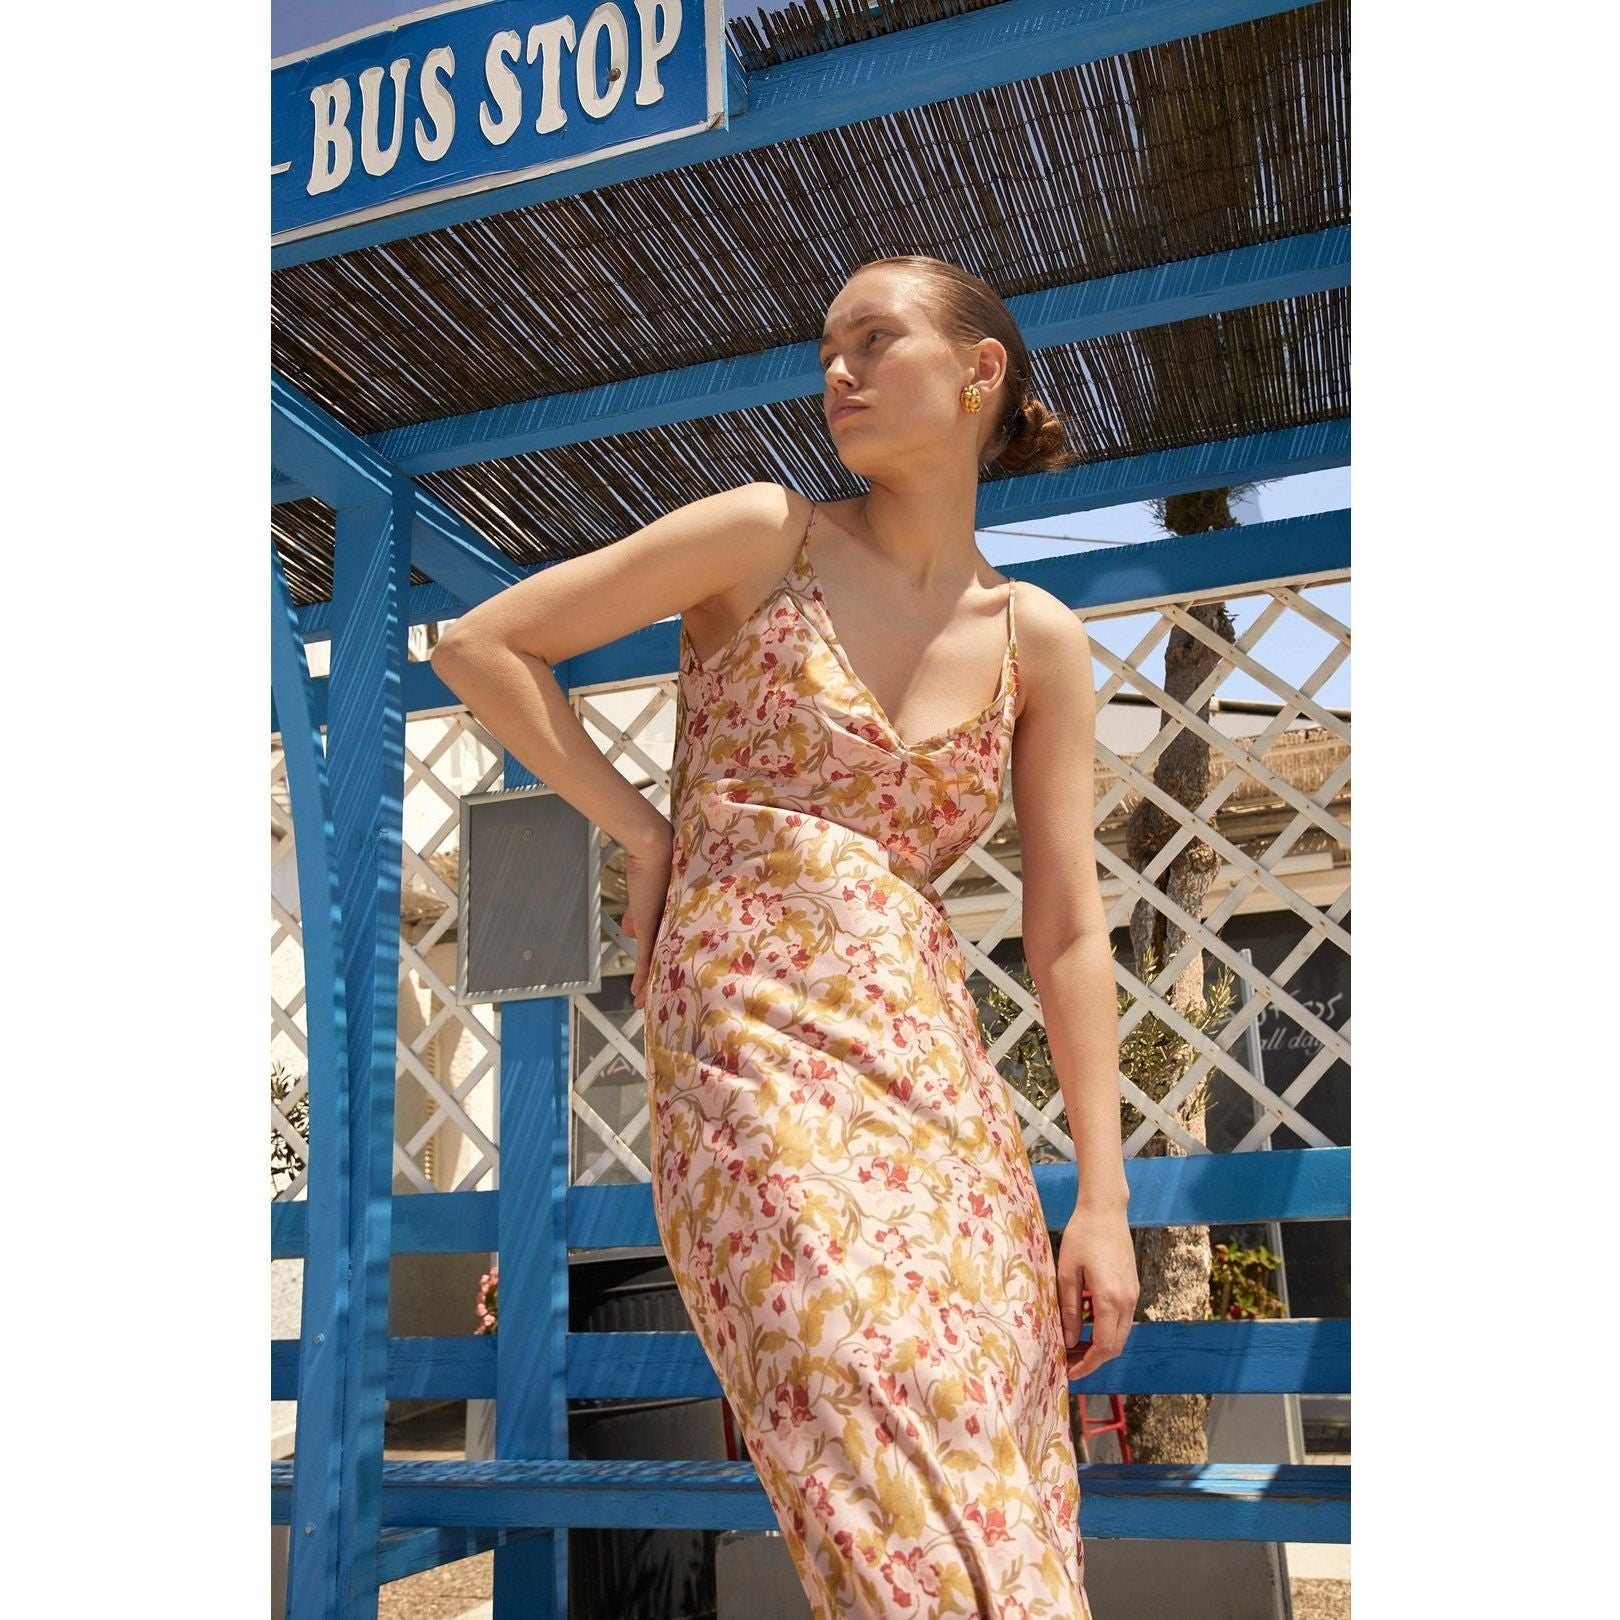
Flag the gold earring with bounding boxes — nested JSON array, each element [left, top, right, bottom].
[[960, 382, 983, 414]]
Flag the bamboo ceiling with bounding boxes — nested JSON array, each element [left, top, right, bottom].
[[271, 0, 1349, 609]]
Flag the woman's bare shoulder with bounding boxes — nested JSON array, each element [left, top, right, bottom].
[[1008, 580, 1093, 722]]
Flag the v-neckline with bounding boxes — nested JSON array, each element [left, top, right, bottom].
[[794, 520, 1016, 756]]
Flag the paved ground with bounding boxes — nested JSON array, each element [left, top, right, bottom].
[[1290, 1581, 1351, 1620], [371, 1404, 1350, 1620]]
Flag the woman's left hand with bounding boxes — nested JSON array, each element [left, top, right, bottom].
[[1056, 1200, 1139, 1382]]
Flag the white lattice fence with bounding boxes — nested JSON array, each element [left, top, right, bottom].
[[568, 676, 683, 1188], [271, 567, 1349, 1196], [270, 704, 508, 1202], [1083, 577, 1350, 1157]]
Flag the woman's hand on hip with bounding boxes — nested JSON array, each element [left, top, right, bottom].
[[625, 820, 675, 1011]]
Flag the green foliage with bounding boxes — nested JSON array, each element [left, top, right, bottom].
[[1116, 942, 1235, 1142], [977, 943, 1235, 1156], [978, 962, 1060, 1155], [271, 1058, 308, 1196], [1147, 480, 1273, 537], [1210, 1240, 1286, 1320]]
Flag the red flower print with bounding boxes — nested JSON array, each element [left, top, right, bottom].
[[856, 1156, 909, 1192], [963, 1501, 1012, 1544], [878, 1544, 941, 1606], [768, 1380, 815, 1431]]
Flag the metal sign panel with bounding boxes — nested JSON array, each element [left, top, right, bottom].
[[272, 0, 730, 244], [457, 781, 602, 1002]]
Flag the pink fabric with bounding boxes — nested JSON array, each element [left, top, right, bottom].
[[644, 500, 1092, 1618]]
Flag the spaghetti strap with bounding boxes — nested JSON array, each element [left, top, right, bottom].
[[1007, 577, 1018, 654], [789, 498, 818, 584]]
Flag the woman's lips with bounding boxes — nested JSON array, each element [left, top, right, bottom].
[[830, 403, 867, 422]]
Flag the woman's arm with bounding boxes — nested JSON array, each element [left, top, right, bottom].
[[430, 480, 804, 1004], [430, 479, 795, 855], [1007, 587, 1138, 1379]]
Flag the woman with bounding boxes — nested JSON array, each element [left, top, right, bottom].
[[432, 256, 1137, 1618]]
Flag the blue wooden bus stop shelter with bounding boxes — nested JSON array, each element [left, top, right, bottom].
[[269, 1, 1351, 1614]]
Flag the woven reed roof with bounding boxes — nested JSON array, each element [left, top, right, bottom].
[[271, 0, 1349, 609]]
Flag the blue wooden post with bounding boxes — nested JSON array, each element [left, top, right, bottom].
[[272, 539, 353, 1616], [281, 482, 413, 1618], [492, 734, 574, 1618]]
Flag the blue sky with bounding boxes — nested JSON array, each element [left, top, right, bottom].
[[982, 469, 1351, 710]]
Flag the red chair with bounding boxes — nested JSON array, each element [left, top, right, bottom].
[[1073, 1287, 1132, 1462]]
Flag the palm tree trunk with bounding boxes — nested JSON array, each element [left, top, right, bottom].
[[1121, 489, 1239, 1462]]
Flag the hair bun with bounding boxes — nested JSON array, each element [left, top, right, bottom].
[[994, 391, 1081, 476]]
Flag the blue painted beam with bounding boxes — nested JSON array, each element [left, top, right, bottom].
[[270, 534, 358, 1615], [279, 442, 1349, 671], [1033, 1138, 1351, 1229], [1078, 1462, 1349, 1544], [377, 1527, 549, 1587], [273, 1146, 1350, 1262], [287, 486, 416, 1617], [272, 371, 525, 608], [273, 468, 311, 504], [288, 447, 1341, 654], [411, 485, 526, 608], [565, 1144, 1351, 1252], [564, 1180, 664, 1252], [566, 1317, 1350, 1400], [271, 652, 465, 738], [275, 496, 1350, 728], [271, 1457, 1349, 1544], [978, 420, 1349, 530], [491, 745, 573, 1616], [299, 583, 472, 643], [271, 372, 392, 510], [274, 0, 1324, 268], [561, 500, 1348, 695], [273, 1317, 1347, 1403], [272, 1188, 498, 1260], [371, 229, 1347, 476], [1028, 505, 1349, 617], [273, 1334, 495, 1402]]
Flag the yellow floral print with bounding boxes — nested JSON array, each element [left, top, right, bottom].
[[644, 496, 1093, 1618]]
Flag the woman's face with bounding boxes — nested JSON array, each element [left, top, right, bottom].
[[818, 267, 1005, 482]]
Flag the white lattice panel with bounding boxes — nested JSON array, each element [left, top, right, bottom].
[[568, 674, 682, 1188], [270, 703, 507, 1202], [273, 568, 1350, 1198]]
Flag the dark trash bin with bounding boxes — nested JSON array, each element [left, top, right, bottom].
[[567, 1248, 726, 1620]]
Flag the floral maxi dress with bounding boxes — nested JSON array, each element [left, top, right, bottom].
[[643, 499, 1093, 1619]]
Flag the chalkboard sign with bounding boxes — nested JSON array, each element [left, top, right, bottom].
[[457, 782, 601, 1002]]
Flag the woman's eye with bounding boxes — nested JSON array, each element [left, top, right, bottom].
[[821, 332, 886, 369]]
